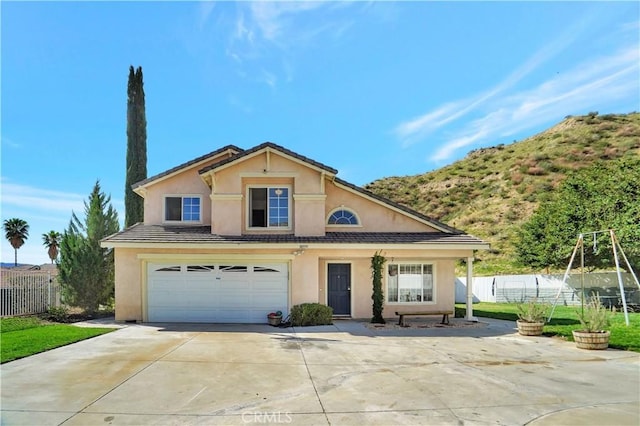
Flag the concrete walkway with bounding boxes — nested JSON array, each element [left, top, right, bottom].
[[1, 318, 638, 425]]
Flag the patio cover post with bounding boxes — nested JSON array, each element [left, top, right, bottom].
[[465, 256, 478, 322]]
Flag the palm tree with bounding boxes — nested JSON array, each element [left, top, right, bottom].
[[3, 218, 29, 266], [42, 230, 62, 264]]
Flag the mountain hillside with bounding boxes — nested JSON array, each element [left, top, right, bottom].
[[364, 112, 640, 275]]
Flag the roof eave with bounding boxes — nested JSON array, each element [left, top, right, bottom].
[[101, 240, 490, 251], [198, 142, 338, 177], [132, 145, 243, 192]]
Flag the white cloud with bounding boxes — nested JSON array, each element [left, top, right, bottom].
[[0, 179, 124, 265], [428, 45, 639, 162], [395, 25, 584, 147], [1, 136, 22, 149], [234, 12, 255, 47], [248, 1, 327, 44], [0, 180, 82, 264], [225, 2, 363, 89], [394, 8, 609, 151], [261, 69, 277, 88], [1, 180, 85, 213], [197, 1, 216, 31]]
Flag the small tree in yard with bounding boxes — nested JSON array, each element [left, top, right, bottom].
[[371, 251, 386, 324], [516, 157, 640, 272], [59, 181, 120, 314]]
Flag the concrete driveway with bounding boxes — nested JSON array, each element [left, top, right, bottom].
[[1, 318, 638, 425]]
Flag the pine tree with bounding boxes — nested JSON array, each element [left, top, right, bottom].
[[59, 181, 120, 313], [125, 65, 147, 227]]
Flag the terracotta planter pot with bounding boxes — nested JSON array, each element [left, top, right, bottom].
[[516, 320, 544, 336], [267, 316, 282, 326], [572, 330, 610, 350]]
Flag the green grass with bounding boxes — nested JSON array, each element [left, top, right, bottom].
[[1, 317, 115, 363], [455, 303, 640, 352]]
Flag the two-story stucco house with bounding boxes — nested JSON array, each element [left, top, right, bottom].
[[102, 142, 489, 323]]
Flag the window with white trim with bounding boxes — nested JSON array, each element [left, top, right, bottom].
[[164, 196, 201, 222], [387, 263, 434, 303], [327, 208, 359, 225], [248, 187, 290, 228]]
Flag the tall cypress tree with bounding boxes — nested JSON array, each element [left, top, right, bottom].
[[125, 65, 147, 227]]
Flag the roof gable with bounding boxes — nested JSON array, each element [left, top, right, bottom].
[[198, 142, 338, 176], [133, 145, 242, 191]]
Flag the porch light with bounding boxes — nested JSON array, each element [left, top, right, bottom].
[[293, 245, 308, 256]]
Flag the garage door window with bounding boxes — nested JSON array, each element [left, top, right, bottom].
[[254, 266, 280, 273], [187, 265, 215, 272], [220, 265, 248, 273], [156, 265, 181, 272]]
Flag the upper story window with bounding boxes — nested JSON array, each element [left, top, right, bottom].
[[164, 196, 201, 223], [248, 187, 290, 229], [387, 263, 434, 304], [327, 208, 360, 226]]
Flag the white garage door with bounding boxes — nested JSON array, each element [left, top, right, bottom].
[[147, 263, 288, 323]]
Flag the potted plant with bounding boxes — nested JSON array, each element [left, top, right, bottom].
[[573, 294, 612, 350], [267, 311, 283, 326], [516, 299, 548, 336]]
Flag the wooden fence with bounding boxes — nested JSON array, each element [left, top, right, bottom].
[[0, 270, 62, 317]]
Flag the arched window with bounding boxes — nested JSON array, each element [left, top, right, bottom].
[[327, 208, 359, 225]]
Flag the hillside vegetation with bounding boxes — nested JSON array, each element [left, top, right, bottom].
[[365, 112, 640, 275]]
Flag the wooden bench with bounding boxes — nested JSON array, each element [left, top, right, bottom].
[[395, 311, 453, 327]]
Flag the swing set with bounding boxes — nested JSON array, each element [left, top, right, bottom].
[[548, 229, 640, 326]]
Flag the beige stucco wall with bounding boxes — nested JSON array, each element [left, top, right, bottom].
[[142, 170, 212, 225], [140, 152, 235, 225], [324, 181, 438, 233], [113, 246, 471, 322], [294, 198, 326, 236], [114, 248, 143, 322], [140, 148, 437, 235], [315, 250, 460, 319], [205, 151, 329, 235]]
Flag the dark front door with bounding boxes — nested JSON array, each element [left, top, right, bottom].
[[328, 263, 351, 315]]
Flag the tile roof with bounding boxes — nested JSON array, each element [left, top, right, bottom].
[[127, 141, 469, 237], [102, 224, 488, 247], [132, 145, 243, 189], [198, 142, 339, 175]]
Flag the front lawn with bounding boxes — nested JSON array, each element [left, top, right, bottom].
[[1, 317, 115, 363], [455, 302, 640, 352]]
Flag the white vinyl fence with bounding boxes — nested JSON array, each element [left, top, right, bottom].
[[456, 272, 640, 307], [0, 270, 61, 317]]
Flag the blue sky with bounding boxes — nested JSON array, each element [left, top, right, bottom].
[[2, 1, 639, 265]]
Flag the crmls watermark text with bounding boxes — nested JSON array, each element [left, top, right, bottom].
[[242, 411, 293, 424]]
